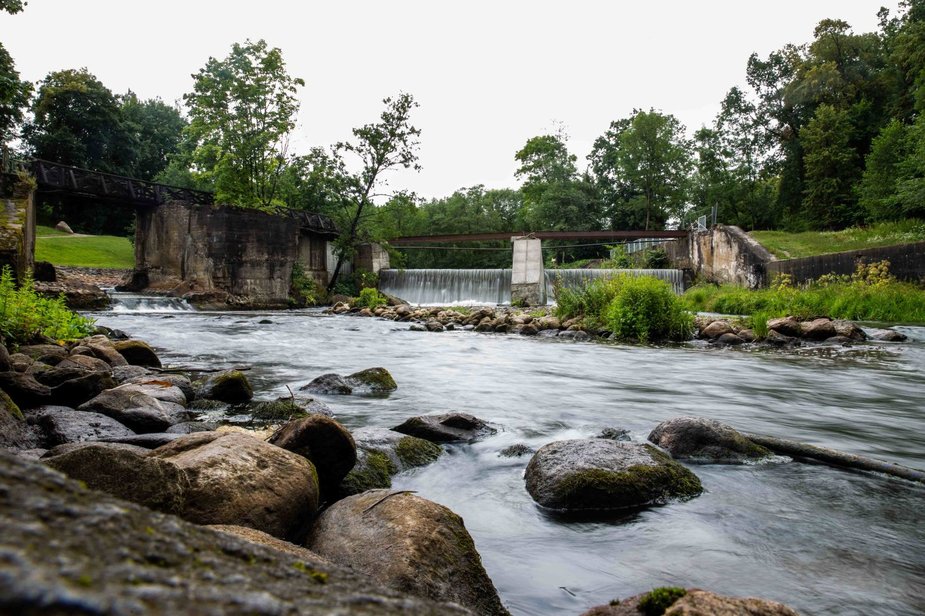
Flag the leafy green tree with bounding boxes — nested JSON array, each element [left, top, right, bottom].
[[0, 43, 31, 147], [184, 39, 304, 209], [23, 69, 134, 174], [858, 119, 910, 220], [325, 92, 421, 291], [120, 92, 186, 181], [590, 109, 693, 230], [0, 1, 25, 14], [801, 104, 860, 228]]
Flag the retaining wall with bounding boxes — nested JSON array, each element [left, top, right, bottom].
[[767, 241, 925, 285]]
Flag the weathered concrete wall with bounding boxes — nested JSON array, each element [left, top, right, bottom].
[[0, 173, 35, 282], [666, 225, 773, 289], [134, 202, 334, 308], [511, 237, 546, 306], [356, 243, 390, 275], [767, 241, 925, 285]]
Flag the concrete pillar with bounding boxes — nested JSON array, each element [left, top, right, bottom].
[[355, 242, 390, 274], [510, 237, 545, 306]]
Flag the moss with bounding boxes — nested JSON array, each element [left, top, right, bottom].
[[74, 574, 94, 588], [292, 561, 329, 584], [249, 400, 308, 421], [188, 399, 228, 411], [0, 389, 23, 420], [395, 436, 442, 468], [339, 451, 395, 496], [552, 447, 702, 510], [637, 587, 687, 616], [346, 367, 397, 392]]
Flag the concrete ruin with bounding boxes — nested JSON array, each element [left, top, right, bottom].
[[666, 225, 774, 289], [510, 237, 546, 306], [0, 172, 35, 283]]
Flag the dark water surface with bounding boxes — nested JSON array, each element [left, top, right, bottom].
[[91, 305, 925, 616]]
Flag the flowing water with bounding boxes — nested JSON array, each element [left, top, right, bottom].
[[379, 268, 685, 305], [90, 299, 925, 616]]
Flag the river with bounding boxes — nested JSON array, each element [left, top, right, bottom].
[[92, 302, 925, 616]]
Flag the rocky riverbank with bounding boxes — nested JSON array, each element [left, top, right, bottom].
[[0, 329, 809, 614]]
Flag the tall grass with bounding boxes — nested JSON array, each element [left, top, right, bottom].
[[0, 268, 96, 344], [682, 261, 925, 324], [554, 274, 693, 342], [750, 219, 925, 259]]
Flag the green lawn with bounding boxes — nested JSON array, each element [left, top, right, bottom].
[[35, 225, 134, 268], [750, 219, 925, 260]]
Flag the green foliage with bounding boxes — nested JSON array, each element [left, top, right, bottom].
[[801, 104, 861, 229], [35, 228, 134, 268], [184, 39, 304, 209], [289, 262, 321, 307], [750, 219, 925, 259], [554, 274, 693, 342], [637, 587, 687, 616], [354, 287, 387, 309], [120, 92, 186, 181], [682, 261, 925, 323], [0, 268, 95, 343], [0, 42, 31, 146], [0, 1, 25, 14]]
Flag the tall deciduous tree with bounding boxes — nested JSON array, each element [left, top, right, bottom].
[[184, 39, 303, 209], [23, 68, 134, 174], [0, 1, 25, 15], [0, 43, 31, 148], [801, 104, 860, 228], [325, 93, 421, 291], [590, 109, 693, 230], [120, 92, 186, 181]]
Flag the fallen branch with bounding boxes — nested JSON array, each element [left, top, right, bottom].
[[744, 433, 925, 484]]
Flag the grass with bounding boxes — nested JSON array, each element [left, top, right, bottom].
[[682, 262, 925, 324], [35, 225, 134, 269], [750, 219, 925, 259]]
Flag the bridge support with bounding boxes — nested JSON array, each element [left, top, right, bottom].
[[511, 237, 545, 306]]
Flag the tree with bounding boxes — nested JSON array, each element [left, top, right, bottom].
[[590, 109, 693, 230], [801, 104, 860, 228], [0, 1, 25, 15], [120, 92, 186, 181], [326, 92, 421, 291], [858, 119, 909, 220], [23, 69, 135, 174], [0, 43, 31, 147], [184, 39, 304, 209]]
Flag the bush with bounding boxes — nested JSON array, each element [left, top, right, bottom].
[[555, 274, 693, 342], [354, 287, 387, 309], [0, 267, 96, 343], [289, 263, 322, 307]]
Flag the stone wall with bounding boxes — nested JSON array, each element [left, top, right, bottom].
[[0, 173, 35, 282], [133, 201, 336, 308], [666, 225, 773, 289], [767, 241, 925, 285]]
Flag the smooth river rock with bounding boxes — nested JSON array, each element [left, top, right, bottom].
[[308, 489, 509, 616], [268, 415, 357, 497], [24, 405, 134, 446], [524, 439, 703, 511], [78, 384, 192, 433], [648, 416, 772, 463], [196, 369, 254, 403], [0, 450, 472, 615], [581, 588, 801, 616], [150, 431, 319, 540], [340, 427, 443, 496], [392, 412, 496, 443]]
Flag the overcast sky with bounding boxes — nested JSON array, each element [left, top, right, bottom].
[[1, 1, 900, 200]]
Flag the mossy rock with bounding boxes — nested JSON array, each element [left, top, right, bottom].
[[647, 416, 771, 463], [339, 450, 396, 496], [525, 439, 703, 511], [197, 370, 253, 404], [395, 436, 442, 468], [580, 588, 800, 616], [344, 368, 397, 394], [249, 400, 308, 421]]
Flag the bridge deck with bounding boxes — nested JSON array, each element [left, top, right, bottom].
[[392, 230, 688, 244]]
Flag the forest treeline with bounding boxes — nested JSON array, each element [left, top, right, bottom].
[[2, 1, 924, 270]]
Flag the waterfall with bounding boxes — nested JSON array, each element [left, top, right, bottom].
[[379, 269, 512, 305], [109, 293, 195, 313], [546, 269, 686, 297]]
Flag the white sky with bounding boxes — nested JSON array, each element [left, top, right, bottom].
[[1, 0, 900, 200]]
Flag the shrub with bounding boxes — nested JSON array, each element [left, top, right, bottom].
[[355, 287, 387, 309], [637, 587, 687, 616], [0, 267, 95, 343], [289, 263, 322, 307]]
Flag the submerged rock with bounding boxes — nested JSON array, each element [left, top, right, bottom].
[[300, 373, 353, 395], [345, 367, 398, 394], [308, 489, 509, 616], [648, 416, 772, 463], [524, 439, 702, 511], [0, 451, 472, 615], [393, 412, 496, 443], [499, 443, 535, 458], [866, 327, 908, 342], [581, 588, 800, 616], [339, 427, 443, 496]]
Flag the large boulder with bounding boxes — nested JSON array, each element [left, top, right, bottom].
[[524, 439, 703, 511], [800, 318, 836, 341], [24, 405, 134, 446], [78, 384, 193, 433], [308, 490, 509, 616], [17, 344, 68, 364], [340, 427, 443, 496], [0, 371, 52, 409], [0, 389, 39, 449], [647, 417, 772, 463], [767, 316, 802, 339], [81, 335, 130, 367], [50, 370, 118, 407], [113, 339, 162, 367], [0, 451, 473, 615], [43, 442, 189, 514], [196, 370, 253, 403], [150, 432, 319, 540], [345, 367, 398, 394], [393, 412, 496, 443], [581, 588, 800, 616], [268, 415, 357, 497], [128, 374, 195, 403]]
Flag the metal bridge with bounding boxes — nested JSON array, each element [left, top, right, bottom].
[[391, 230, 688, 244]]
